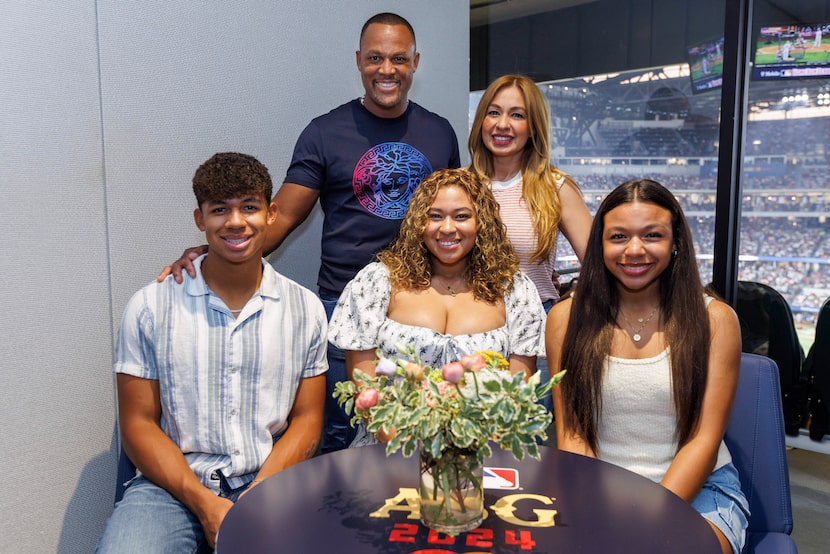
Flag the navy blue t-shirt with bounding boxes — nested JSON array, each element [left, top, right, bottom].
[[284, 99, 460, 294]]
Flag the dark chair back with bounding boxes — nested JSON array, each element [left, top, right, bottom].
[[805, 296, 830, 440], [735, 281, 803, 385], [723, 353, 796, 553], [733, 281, 806, 435]]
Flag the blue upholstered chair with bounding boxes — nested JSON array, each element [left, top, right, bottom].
[[114, 446, 136, 505], [723, 353, 797, 553]]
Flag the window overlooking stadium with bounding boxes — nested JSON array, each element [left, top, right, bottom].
[[741, 24, 830, 350], [469, 65, 723, 282], [469, 0, 830, 353]]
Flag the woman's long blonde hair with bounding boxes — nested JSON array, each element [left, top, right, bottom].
[[468, 74, 567, 263]]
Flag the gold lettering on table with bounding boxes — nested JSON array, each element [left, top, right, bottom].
[[372, 488, 491, 522], [489, 494, 558, 527], [370, 487, 421, 520]]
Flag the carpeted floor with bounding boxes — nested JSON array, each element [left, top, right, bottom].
[[543, 425, 829, 552], [787, 447, 830, 554]]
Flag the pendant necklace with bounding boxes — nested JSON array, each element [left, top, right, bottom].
[[436, 276, 463, 297], [620, 307, 658, 342]]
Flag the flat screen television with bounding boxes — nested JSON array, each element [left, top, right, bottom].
[[752, 23, 830, 80], [686, 36, 724, 94]]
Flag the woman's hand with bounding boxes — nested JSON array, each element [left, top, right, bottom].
[[157, 245, 207, 284]]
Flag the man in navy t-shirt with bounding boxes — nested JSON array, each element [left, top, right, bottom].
[[277, 13, 460, 295], [162, 12, 460, 453], [284, 96, 459, 295]]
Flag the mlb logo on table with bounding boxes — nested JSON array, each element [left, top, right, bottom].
[[483, 467, 519, 490]]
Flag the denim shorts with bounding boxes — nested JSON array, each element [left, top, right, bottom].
[[690, 462, 750, 554]]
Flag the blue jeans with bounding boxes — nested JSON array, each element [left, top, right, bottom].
[[537, 299, 555, 413], [319, 291, 357, 453], [95, 473, 251, 554]]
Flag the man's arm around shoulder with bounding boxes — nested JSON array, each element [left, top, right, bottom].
[[157, 182, 320, 283], [264, 183, 320, 256]]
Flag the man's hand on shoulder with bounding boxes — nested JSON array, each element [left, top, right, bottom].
[[157, 245, 207, 284]]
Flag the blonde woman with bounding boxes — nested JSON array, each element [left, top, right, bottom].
[[469, 74, 592, 405]]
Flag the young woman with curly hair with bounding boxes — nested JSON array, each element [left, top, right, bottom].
[[329, 168, 547, 447], [546, 179, 749, 554]]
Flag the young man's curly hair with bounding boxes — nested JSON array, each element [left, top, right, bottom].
[[192, 152, 272, 207], [378, 168, 519, 303]]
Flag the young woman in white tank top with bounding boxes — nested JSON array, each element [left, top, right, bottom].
[[546, 179, 749, 554]]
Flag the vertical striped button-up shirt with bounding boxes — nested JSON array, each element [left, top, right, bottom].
[[114, 255, 327, 490]]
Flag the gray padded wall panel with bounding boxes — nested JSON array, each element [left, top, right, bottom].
[[0, 2, 117, 553], [1, 1, 468, 552], [101, 1, 470, 318]]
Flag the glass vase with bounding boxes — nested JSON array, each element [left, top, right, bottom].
[[418, 447, 484, 535]]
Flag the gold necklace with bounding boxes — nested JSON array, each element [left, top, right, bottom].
[[620, 307, 658, 342], [435, 276, 464, 297]]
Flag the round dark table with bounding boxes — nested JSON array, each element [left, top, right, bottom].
[[217, 444, 720, 553]]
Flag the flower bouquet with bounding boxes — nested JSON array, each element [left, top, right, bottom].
[[333, 346, 565, 534]]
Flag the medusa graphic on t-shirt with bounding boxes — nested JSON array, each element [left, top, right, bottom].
[[353, 142, 432, 220]]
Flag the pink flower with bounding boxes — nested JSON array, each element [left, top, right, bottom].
[[436, 381, 455, 397], [424, 379, 455, 401], [460, 354, 486, 372], [441, 361, 465, 384], [405, 362, 424, 381], [355, 388, 379, 411]]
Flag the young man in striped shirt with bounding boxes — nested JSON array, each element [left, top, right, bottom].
[[97, 152, 327, 553]]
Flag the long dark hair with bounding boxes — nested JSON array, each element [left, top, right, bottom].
[[559, 179, 709, 452]]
